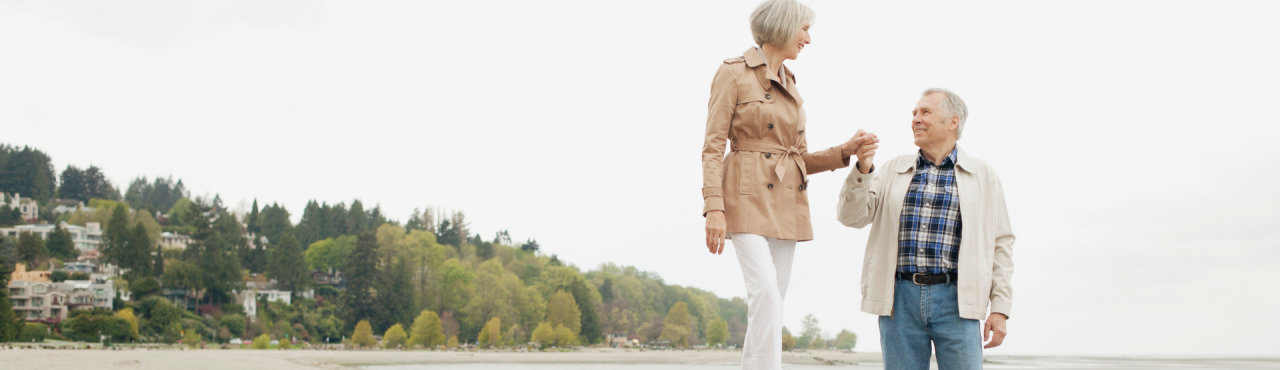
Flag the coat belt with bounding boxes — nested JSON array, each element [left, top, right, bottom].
[[731, 139, 807, 184]]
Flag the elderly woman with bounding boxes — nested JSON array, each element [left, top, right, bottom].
[[701, 0, 870, 368]]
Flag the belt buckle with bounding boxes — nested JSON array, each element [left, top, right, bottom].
[[911, 273, 925, 285]]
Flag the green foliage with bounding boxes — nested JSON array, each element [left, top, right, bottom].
[[46, 223, 76, 261], [19, 322, 47, 342], [782, 330, 796, 351], [706, 318, 728, 347], [546, 291, 581, 336], [660, 302, 693, 348], [476, 317, 502, 348], [148, 298, 182, 334], [834, 329, 858, 350], [116, 308, 140, 340], [130, 276, 161, 299], [64, 309, 133, 342], [383, 323, 408, 348], [0, 144, 57, 202], [351, 320, 376, 348], [446, 335, 459, 349], [408, 310, 446, 348], [123, 176, 187, 214], [342, 233, 380, 332], [252, 333, 271, 349], [0, 246, 19, 342], [70, 271, 90, 280], [166, 197, 195, 227], [58, 165, 121, 202], [221, 314, 246, 338], [256, 203, 293, 246], [16, 231, 46, 267], [188, 203, 244, 304], [162, 259, 203, 290], [304, 235, 356, 271], [51, 270, 69, 282], [267, 233, 310, 297], [798, 313, 821, 349]]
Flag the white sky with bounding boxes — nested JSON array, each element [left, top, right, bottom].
[[3, 0, 1278, 356]]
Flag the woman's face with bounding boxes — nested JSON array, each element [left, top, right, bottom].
[[783, 23, 811, 60]]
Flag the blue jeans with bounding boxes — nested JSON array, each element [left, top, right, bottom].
[[879, 277, 983, 370]]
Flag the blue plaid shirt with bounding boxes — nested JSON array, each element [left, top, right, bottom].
[[898, 147, 963, 275]]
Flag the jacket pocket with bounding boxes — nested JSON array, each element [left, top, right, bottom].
[[736, 96, 772, 137]]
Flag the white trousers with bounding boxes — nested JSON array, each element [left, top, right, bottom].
[[731, 232, 797, 370]]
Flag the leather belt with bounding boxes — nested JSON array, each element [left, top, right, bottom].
[[896, 272, 957, 285]]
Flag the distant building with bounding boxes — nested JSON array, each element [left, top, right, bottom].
[[49, 199, 85, 215], [311, 269, 344, 288], [159, 232, 191, 249], [8, 264, 115, 323], [0, 222, 104, 252], [1, 192, 39, 221]]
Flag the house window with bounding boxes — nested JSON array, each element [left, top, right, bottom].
[[8, 288, 20, 295], [32, 297, 43, 306], [33, 285, 47, 293]]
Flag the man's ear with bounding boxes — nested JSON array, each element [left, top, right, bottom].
[[950, 116, 960, 133]]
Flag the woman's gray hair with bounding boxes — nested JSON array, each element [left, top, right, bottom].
[[924, 88, 969, 140], [750, 0, 815, 47]]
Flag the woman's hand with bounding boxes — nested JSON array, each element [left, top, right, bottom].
[[705, 210, 727, 255], [841, 130, 879, 174]]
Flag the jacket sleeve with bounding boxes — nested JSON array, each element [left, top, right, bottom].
[[988, 170, 1016, 318], [702, 63, 737, 216], [836, 162, 880, 229], [798, 137, 850, 174]]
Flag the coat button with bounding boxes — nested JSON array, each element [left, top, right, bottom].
[[767, 183, 774, 190], [798, 129, 804, 135], [765, 94, 772, 99], [764, 152, 772, 159], [857, 178, 863, 183], [767, 123, 774, 129]]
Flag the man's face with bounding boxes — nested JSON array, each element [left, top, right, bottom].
[[911, 92, 956, 149]]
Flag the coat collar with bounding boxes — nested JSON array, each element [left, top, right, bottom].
[[894, 145, 974, 173], [742, 47, 793, 90]]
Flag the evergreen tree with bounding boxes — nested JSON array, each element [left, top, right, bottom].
[[57, 165, 119, 202], [257, 203, 292, 245], [342, 233, 380, 332], [153, 243, 165, 277], [0, 145, 57, 202], [123, 223, 152, 280], [598, 278, 614, 303], [378, 255, 415, 331], [570, 279, 603, 344], [266, 233, 309, 298], [45, 223, 76, 261], [247, 199, 260, 234], [189, 203, 243, 304], [348, 200, 368, 235], [102, 204, 130, 266], [16, 231, 46, 268], [0, 248, 18, 342]]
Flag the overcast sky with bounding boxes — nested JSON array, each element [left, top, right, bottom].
[[3, 0, 1278, 356]]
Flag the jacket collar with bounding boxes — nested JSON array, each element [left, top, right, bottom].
[[894, 145, 974, 173]]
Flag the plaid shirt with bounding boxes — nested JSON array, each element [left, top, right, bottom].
[[897, 147, 963, 275]]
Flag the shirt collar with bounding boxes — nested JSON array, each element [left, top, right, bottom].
[[897, 145, 969, 173], [916, 146, 958, 168]]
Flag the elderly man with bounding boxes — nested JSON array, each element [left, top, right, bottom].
[[837, 88, 1014, 370]]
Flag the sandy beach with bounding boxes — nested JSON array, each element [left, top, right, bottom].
[[0, 345, 881, 370], [4, 344, 1280, 370]]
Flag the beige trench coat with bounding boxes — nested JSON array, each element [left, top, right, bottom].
[[701, 48, 850, 241]]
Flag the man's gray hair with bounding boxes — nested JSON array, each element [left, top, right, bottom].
[[924, 88, 968, 140], [750, 0, 815, 47]]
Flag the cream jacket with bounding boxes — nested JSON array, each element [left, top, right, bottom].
[[836, 147, 1015, 320]]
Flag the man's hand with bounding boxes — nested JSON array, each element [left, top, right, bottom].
[[854, 132, 878, 174], [983, 313, 1008, 349], [705, 210, 727, 255]]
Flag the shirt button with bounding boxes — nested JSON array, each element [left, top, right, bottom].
[[767, 123, 774, 129], [767, 183, 774, 190], [765, 152, 772, 159]]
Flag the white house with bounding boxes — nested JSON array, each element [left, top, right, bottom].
[[1, 192, 39, 221], [0, 222, 104, 252]]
